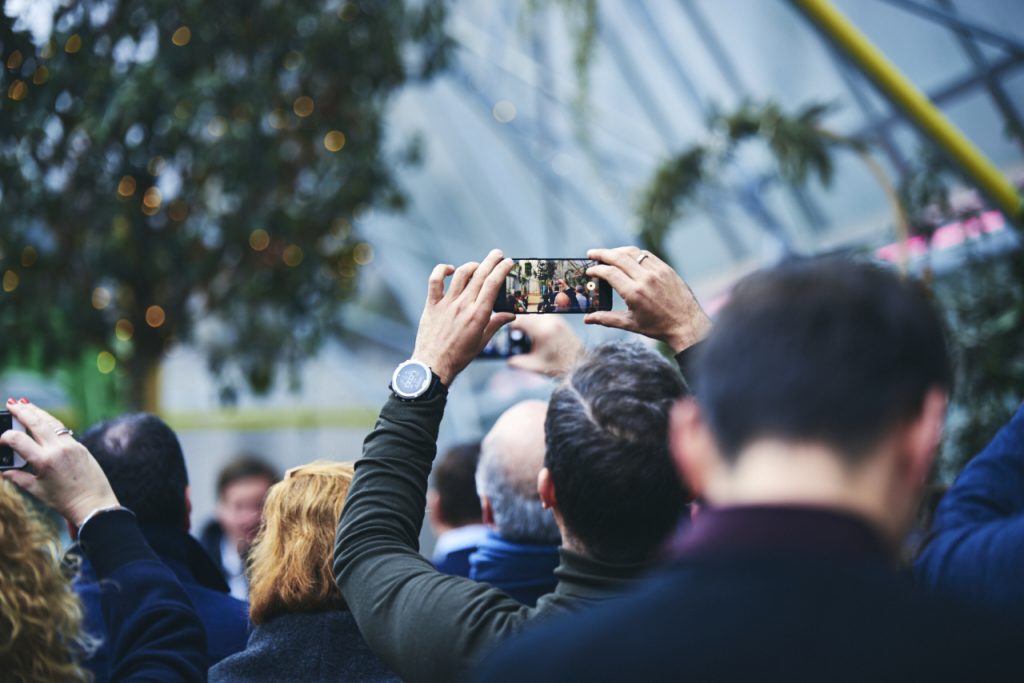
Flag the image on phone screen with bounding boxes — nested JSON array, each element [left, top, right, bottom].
[[493, 258, 612, 314]]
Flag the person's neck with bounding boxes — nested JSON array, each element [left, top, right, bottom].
[[705, 440, 899, 542]]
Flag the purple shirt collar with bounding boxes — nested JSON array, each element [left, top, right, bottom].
[[669, 505, 893, 563]]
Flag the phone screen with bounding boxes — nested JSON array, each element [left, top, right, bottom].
[[0, 411, 27, 470], [494, 258, 611, 314]]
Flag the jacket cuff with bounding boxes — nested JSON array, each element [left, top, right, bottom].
[[78, 509, 158, 579], [674, 339, 704, 394]]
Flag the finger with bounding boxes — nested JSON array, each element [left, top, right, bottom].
[[463, 249, 504, 302], [587, 246, 645, 280], [482, 312, 515, 343], [507, 354, 541, 373], [476, 257, 515, 308], [584, 310, 636, 331], [0, 430, 44, 465], [447, 262, 480, 300], [426, 264, 455, 304], [6, 401, 63, 447], [2, 469, 40, 498], [586, 264, 637, 297]]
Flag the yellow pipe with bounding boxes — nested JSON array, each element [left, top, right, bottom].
[[792, 0, 1022, 221]]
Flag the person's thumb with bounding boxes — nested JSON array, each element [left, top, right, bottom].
[[584, 310, 634, 331]]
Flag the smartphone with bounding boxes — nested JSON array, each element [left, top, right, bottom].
[[479, 327, 532, 359], [0, 410, 27, 470], [494, 258, 612, 314]]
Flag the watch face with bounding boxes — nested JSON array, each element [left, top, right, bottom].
[[396, 363, 430, 396]]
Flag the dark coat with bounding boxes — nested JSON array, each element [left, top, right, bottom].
[[209, 610, 399, 683], [473, 507, 1023, 682], [76, 510, 207, 682], [916, 404, 1024, 613], [78, 525, 249, 680]]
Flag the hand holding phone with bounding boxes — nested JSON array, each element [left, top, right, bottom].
[[493, 259, 613, 314], [506, 315, 584, 377], [584, 247, 711, 353]]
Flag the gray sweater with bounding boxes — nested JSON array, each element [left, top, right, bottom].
[[209, 610, 399, 683]]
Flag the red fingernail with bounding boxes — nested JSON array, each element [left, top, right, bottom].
[[18, 398, 28, 404], [6, 398, 14, 404]]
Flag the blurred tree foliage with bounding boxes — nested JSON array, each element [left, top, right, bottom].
[[0, 0, 450, 409]]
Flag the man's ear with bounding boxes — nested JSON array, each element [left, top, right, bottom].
[[670, 398, 717, 499], [538, 467, 557, 512], [899, 388, 947, 488], [481, 496, 495, 527], [427, 489, 445, 530], [184, 485, 192, 533]]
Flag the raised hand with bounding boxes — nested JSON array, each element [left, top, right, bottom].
[[506, 314, 583, 377], [412, 249, 516, 385], [585, 246, 711, 353], [1, 399, 119, 526]]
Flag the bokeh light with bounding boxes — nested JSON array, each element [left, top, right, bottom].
[[293, 96, 314, 117], [65, 34, 82, 54], [171, 26, 192, 47], [492, 100, 516, 123], [20, 247, 37, 267], [324, 130, 346, 152], [91, 287, 111, 310], [96, 351, 116, 374], [115, 319, 134, 341], [249, 228, 270, 251], [2, 270, 18, 293], [145, 305, 166, 328], [353, 242, 374, 265], [7, 80, 27, 102], [142, 187, 162, 214], [32, 65, 48, 85], [283, 245, 304, 267], [5, 50, 23, 70], [118, 176, 137, 197]]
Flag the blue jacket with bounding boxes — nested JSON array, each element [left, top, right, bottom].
[[78, 525, 249, 680], [468, 532, 559, 606], [76, 510, 206, 681], [916, 404, 1024, 612]]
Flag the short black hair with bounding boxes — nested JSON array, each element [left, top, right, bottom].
[[545, 342, 687, 564], [695, 257, 951, 461], [82, 413, 188, 528], [432, 442, 483, 527], [216, 455, 279, 499]]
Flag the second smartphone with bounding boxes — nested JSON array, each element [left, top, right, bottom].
[[494, 258, 612, 314]]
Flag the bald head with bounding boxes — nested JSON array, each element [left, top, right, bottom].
[[477, 400, 561, 544]]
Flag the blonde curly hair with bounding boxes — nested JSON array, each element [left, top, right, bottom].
[[247, 460, 355, 625], [0, 478, 92, 682]]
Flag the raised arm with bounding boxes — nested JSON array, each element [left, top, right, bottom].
[[915, 404, 1024, 607], [2, 400, 206, 681], [334, 251, 534, 683], [585, 246, 710, 388]]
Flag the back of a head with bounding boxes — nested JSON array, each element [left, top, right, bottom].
[[248, 460, 355, 625], [546, 342, 688, 564], [477, 400, 561, 545], [0, 480, 90, 682], [432, 442, 483, 528], [695, 257, 951, 462], [81, 413, 188, 528]]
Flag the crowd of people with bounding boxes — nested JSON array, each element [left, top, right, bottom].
[[2, 245, 1023, 681]]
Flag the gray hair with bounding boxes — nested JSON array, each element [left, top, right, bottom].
[[476, 440, 561, 545]]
